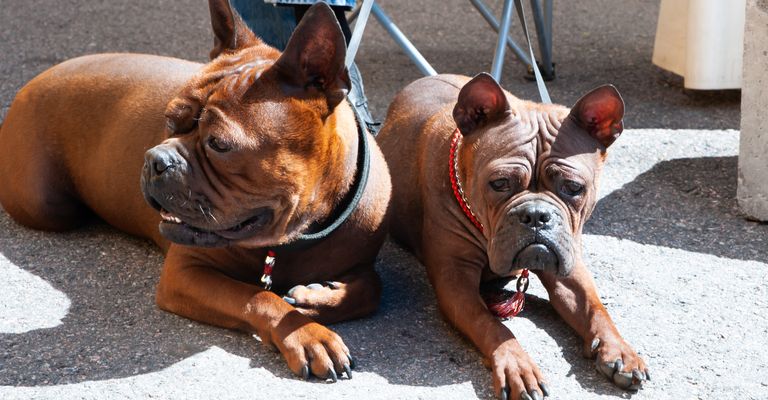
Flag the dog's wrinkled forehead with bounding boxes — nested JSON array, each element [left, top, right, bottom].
[[164, 52, 279, 136], [468, 104, 565, 167], [208, 59, 275, 102]]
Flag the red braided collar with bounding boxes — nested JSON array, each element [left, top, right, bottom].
[[449, 127, 528, 320], [449, 128, 484, 232]]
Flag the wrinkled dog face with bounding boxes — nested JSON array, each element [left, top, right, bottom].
[[452, 74, 624, 277], [140, 2, 350, 248]]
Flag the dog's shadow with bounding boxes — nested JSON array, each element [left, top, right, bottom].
[[0, 209, 607, 399], [1, 155, 763, 398], [0, 209, 501, 393]]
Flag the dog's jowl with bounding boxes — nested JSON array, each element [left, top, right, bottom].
[[378, 73, 648, 399], [0, 1, 391, 381]]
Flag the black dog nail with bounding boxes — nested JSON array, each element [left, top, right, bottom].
[[500, 387, 509, 400], [591, 338, 600, 353], [539, 382, 550, 397], [614, 359, 624, 373]]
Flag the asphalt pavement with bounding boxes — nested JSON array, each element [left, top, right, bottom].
[[1, 1, 764, 399]]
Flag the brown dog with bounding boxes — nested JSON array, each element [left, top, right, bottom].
[[378, 73, 648, 399], [0, 1, 390, 381]]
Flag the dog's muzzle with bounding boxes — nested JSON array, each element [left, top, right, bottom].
[[508, 200, 574, 276]]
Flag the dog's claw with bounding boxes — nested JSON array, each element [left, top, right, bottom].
[[614, 359, 624, 374], [596, 360, 616, 377], [306, 283, 324, 290], [327, 369, 338, 383], [539, 382, 550, 397], [282, 296, 296, 305], [632, 368, 645, 381], [520, 391, 533, 400], [590, 338, 600, 354], [324, 281, 341, 289], [644, 368, 651, 381], [613, 371, 634, 389], [343, 364, 352, 379], [530, 390, 543, 400], [347, 354, 356, 369], [300, 364, 310, 380], [500, 386, 509, 400]]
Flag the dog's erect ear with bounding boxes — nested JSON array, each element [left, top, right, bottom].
[[569, 84, 625, 148], [273, 2, 350, 111], [208, 0, 260, 59], [453, 73, 510, 136]]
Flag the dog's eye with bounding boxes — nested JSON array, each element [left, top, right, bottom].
[[489, 178, 510, 192], [560, 180, 584, 197], [207, 136, 232, 153]]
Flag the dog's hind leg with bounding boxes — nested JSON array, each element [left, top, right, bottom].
[[281, 264, 382, 325], [0, 108, 90, 231]]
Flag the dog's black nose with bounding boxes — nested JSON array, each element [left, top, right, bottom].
[[145, 147, 177, 176], [515, 202, 554, 229]]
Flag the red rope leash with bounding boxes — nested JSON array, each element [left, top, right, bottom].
[[449, 127, 528, 319], [485, 269, 529, 319]]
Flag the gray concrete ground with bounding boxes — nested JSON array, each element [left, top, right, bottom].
[[1, 1, 765, 399]]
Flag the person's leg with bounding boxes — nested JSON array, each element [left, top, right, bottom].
[[230, 0, 296, 49], [292, 5, 352, 41], [235, 1, 379, 134]]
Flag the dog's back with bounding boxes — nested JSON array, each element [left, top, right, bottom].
[[0, 53, 199, 241], [377, 74, 471, 255]]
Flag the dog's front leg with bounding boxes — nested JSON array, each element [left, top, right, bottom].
[[156, 246, 353, 381], [535, 261, 649, 390], [281, 265, 382, 325], [426, 254, 549, 400]]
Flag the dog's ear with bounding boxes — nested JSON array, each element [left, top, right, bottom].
[[208, 0, 260, 59], [568, 84, 625, 148], [453, 73, 510, 136], [273, 2, 350, 112]]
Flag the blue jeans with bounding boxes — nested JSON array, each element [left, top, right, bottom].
[[232, 1, 356, 49], [265, 0, 355, 6], [231, 0, 378, 133]]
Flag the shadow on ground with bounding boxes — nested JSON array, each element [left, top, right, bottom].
[[0, 212, 526, 399], [587, 156, 767, 264], [3, 155, 761, 397]]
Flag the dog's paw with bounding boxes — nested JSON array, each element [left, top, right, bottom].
[[282, 281, 344, 309], [489, 340, 550, 400], [271, 313, 354, 382], [587, 336, 649, 391]]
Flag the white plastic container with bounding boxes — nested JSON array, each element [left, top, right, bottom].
[[652, 0, 746, 89]]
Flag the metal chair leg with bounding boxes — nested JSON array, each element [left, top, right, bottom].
[[370, 3, 437, 76], [468, 0, 532, 69], [490, 0, 516, 82]]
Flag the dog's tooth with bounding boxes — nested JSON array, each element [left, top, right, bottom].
[[159, 210, 183, 224]]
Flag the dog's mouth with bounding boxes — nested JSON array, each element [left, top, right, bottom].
[[159, 207, 272, 238], [148, 196, 273, 246], [511, 241, 562, 275]]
